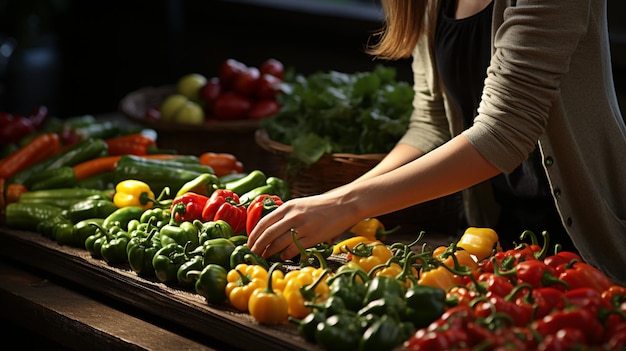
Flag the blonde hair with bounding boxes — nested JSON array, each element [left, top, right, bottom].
[[366, 0, 438, 60]]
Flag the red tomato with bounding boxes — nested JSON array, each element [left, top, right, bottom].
[[232, 66, 260, 97], [259, 58, 284, 79], [255, 73, 282, 100], [213, 92, 252, 120], [199, 77, 221, 108], [219, 59, 247, 89], [247, 100, 280, 120]]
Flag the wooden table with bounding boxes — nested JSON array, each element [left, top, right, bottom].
[[0, 227, 322, 351]]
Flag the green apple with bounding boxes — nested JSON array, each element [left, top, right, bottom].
[[174, 100, 205, 124], [177, 73, 207, 101], [160, 94, 188, 121]]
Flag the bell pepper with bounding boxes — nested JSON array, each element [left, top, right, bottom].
[[533, 307, 605, 345], [418, 265, 463, 291], [248, 262, 289, 325], [457, 227, 502, 261], [175, 173, 221, 197], [543, 250, 582, 273], [245, 194, 283, 235], [225, 263, 268, 312], [331, 236, 376, 255], [314, 312, 361, 350], [201, 189, 247, 235], [326, 269, 368, 312], [222, 169, 266, 196], [190, 263, 229, 304], [404, 284, 447, 329], [345, 241, 394, 274], [294, 310, 326, 343], [349, 217, 400, 242], [54, 221, 76, 246], [139, 207, 170, 229], [359, 314, 406, 351], [283, 266, 331, 319], [177, 254, 205, 289], [152, 242, 194, 285], [229, 234, 248, 247], [159, 202, 199, 249], [170, 193, 208, 223], [113, 179, 156, 210], [100, 230, 131, 265], [497, 259, 569, 290], [362, 274, 405, 305], [229, 244, 269, 270], [127, 228, 161, 277], [239, 176, 291, 205], [197, 237, 237, 270], [197, 219, 234, 244]]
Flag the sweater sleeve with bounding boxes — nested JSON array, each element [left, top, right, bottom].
[[462, 0, 591, 173]]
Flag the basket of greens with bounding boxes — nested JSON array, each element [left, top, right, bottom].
[[256, 65, 414, 197]]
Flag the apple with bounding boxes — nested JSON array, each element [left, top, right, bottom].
[[259, 58, 284, 79], [219, 59, 247, 90], [177, 73, 208, 101], [159, 94, 189, 121], [232, 66, 260, 97], [255, 73, 282, 100], [174, 100, 205, 124], [248, 100, 280, 120], [213, 92, 252, 120]]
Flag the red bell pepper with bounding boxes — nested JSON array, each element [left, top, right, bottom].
[[533, 307, 605, 345], [528, 287, 565, 319], [477, 272, 515, 297], [560, 287, 612, 315], [558, 261, 614, 293], [170, 192, 209, 222], [543, 250, 582, 273], [201, 189, 246, 234], [245, 194, 283, 235], [498, 259, 569, 290]]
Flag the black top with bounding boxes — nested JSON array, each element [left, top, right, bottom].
[[433, 0, 572, 249]]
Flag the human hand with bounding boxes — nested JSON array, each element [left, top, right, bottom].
[[247, 193, 359, 260]]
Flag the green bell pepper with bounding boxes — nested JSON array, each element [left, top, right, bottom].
[[196, 219, 233, 244], [314, 312, 361, 351], [72, 218, 105, 248], [295, 310, 326, 343], [191, 264, 228, 304], [229, 244, 269, 270], [53, 221, 75, 246], [159, 221, 199, 249], [358, 314, 405, 351], [362, 275, 405, 304], [327, 269, 368, 312], [198, 238, 236, 270], [228, 235, 249, 247], [176, 254, 205, 289], [152, 242, 193, 285], [127, 228, 161, 277], [404, 284, 446, 329]]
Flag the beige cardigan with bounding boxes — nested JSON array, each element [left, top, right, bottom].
[[398, 0, 626, 284]]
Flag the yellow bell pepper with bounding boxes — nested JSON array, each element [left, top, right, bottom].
[[282, 266, 331, 319], [248, 263, 288, 325], [226, 263, 268, 312], [457, 227, 502, 261], [347, 241, 394, 274], [349, 217, 400, 241], [418, 265, 463, 291], [332, 235, 377, 255], [113, 179, 155, 210]]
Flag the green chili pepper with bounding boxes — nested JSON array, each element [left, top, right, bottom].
[[190, 264, 228, 304], [228, 235, 249, 247], [65, 198, 118, 224], [127, 228, 161, 277], [197, 238, 236, 270], [196, 219, 233, 244], [222, 170, 266, 196], [175, 173, 221, 197], [229, 245, 269, 270]]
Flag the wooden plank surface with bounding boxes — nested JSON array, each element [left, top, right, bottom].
[[0, 227, 322, 351]]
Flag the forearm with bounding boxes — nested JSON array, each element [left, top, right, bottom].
[[335, 134, 501, 219]]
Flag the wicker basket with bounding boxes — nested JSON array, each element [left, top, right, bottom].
[[119, 86, 281, 175], [255, 128, 464, 239]]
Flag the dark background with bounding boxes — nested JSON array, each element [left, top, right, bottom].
[[0, 0, 625, 118]]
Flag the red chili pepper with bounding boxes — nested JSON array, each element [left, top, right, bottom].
[[602, 285, 626, 308], [170, 192, 209, 222], [473, 294, 532, 327], [605, 320, 626, 349], [533, 308, 605, 345], [544, 251, 582, 270], [498, 259, 569, 290], [560, 287, 612, 315], [201, 189, 246, 234], [477, 272, 515, 297], [558, 262, 614, 293], [245, 194, 283, 235], [528, 287, 565, 319]]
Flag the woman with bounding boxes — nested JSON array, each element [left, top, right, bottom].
[[248, 0, 626, 284]]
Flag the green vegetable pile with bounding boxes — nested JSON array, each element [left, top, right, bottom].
[[260, 65, 414, 167]]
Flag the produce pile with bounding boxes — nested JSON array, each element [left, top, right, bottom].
[[1, 108, 626, 351]]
